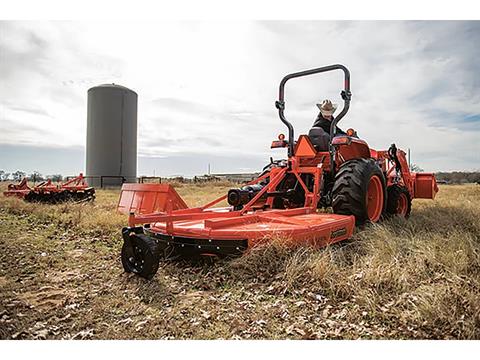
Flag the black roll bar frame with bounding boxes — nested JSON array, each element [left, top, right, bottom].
[[275, 64, 352, 172]]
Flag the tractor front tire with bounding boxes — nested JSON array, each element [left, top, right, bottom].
[[332, 158, 386, 225], [386, 185, 411, 218], [121, 234, 161, 280]]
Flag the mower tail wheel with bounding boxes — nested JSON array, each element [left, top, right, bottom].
[[386, 185, 411, 218], [121, 234, 161, 280], [332, 158, 386, 225]]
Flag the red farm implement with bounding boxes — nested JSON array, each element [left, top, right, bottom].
[[117, 64, 438, 279], [4, 173, 95, 203]]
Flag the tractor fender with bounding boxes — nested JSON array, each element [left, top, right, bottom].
[[333, 136, 371, 162]]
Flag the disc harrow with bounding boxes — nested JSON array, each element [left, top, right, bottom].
[[3, 173, 95, 204]]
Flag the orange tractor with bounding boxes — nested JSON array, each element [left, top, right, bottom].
[[118, 64, 438, 279]]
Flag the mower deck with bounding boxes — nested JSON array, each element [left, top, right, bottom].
[[149, 210, 353, 247], [122, 200, 355, 257]]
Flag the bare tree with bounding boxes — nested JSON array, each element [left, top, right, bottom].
[[50, 174, 63, 182], [410, 163, 424, 172], [12, 171, 26, 181], [28, 171, 44, 183]]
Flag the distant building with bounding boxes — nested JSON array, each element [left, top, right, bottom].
[[211, 173, 260, 183]]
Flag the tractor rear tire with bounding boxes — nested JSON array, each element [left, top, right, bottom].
[[332, 158, 386, 225], [386, 185, 411, 218], [121, 234, 161, 280]]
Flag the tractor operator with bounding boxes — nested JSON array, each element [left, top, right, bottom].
[[312, 99, 346, 135], [308, 99, 346, 151]]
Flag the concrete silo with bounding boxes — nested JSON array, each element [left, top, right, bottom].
[[86, 84, 137, 187]]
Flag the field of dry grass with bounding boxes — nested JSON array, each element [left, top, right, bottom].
[[0, 182, 479, 339]]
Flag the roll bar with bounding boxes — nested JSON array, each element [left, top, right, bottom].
[[275, 64, 352, 166]]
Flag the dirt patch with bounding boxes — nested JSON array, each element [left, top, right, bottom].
[[19, 288, 70, 309], [67, 249, 86, 258], [45, 269, 82, 283]]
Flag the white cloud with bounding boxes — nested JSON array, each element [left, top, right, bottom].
[[0, 20, 479, 175]]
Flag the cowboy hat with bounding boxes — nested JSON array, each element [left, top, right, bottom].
[[316, 99, 338, 116]]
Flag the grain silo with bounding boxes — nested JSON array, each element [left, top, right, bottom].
[[86, 84, 137, 187]]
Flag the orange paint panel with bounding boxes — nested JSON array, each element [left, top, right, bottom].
[[118, 184, 189, 215], [149, 210, 355, 248], [336, 138, 371, 161]]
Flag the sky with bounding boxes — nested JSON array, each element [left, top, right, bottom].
[[0, 21, 479, 177]]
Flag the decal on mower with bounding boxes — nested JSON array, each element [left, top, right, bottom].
[[330, 227, 347, 239]]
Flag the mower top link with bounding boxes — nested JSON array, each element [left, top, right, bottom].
[[118, 64, 438, 280]]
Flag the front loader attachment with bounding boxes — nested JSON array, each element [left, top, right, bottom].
[[412, 173, 439, 199]]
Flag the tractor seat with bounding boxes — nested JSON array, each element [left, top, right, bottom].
[[308, 127, 330, 151]]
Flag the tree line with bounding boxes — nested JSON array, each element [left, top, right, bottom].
[[0, 170, 63, 182], [1, 169, 479, 185], [435, 172, 480, 184]]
